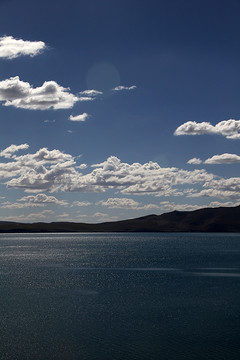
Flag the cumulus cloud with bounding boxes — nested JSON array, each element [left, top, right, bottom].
[[204, 153, 240, 164], [1, 144, 239, 209], [208, 201, 240, 208], [187, 158, 202, 165], [56, 213, 72, 220], [2, 144, 239, 205], [19, 193, 68, 206], [97, 197, 139, 208], [0, 143, 29, 158], [71, 201, 91, 207], [0, 76, 97, 110], [77, 164, 88, 169], [0, 144, 76, 192], [188, 177, 240, 199], [1, 210, 54, 222], [92, 212, 118, 222], [97, 197, 159, 210], [0, 76, 136, 111], [0, 148, 216, 196], [0, 201, 42, 209], [69, 113, 89, 122], [174, 119, 240, 139], [0, 35, 46, 59], [113, 85, 137, 91], [0, 193, 68, 208], [158, 200, 240, 212], [159, 201, 203, 212]]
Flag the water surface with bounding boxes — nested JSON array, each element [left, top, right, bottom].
[[0, 232, 240, 360]]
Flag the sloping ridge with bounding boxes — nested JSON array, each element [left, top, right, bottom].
[[0, 205, 240, 233]]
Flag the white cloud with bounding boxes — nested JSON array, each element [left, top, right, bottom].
[[208, 201, 240, 208], [1, 145, 240, 211], [77, 163, 88, 169], [14, 147, 74, 163], [204, 153, 240, 164], [44, 119, 56, 123], [174, 119, 240, 139], [97, 197, 159, 210], [92, 212, 118, 222], [97, 198, 140, 209], [1, 210, 54, 222], [19, 193, 68, 206], [159, 201, 203, 212], [1, 145, 238, 205], [113, 85, 137, 91], [57, 213, 72, 220], [0, 35, 46, 59], [78, 89, 103, 96], [0, 193, 68, 209], [188, 177, 240, 199], [71, 201, 91, 207], [0, 201, 43, 209], [77, 96, 95, 102], [159, 200, 240, 212], [77, 89, 102, 102], [1, 149, 216, 196], [0, 143, 29, 158], [187, 157, 202, 165], [0, 76, 95, 110], [69, 113, 89, 122]]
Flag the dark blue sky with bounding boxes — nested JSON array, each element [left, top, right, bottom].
[[0, 0, 239, 222]]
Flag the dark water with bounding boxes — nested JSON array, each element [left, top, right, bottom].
[[0, 232, 240, 360]]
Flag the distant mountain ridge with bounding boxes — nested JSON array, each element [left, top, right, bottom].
[[1, 205, 240, 233]]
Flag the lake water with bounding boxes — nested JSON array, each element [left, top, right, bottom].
[[0, 232, 240, 360]]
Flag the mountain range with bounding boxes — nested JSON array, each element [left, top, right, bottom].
[[0, 205, 240, 233]]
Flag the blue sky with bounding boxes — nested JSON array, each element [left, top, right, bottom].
[[0, 0, 240, 223]]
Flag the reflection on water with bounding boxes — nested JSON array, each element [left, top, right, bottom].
[[191, 271, 240, 277], [0, 232, 240, 360]]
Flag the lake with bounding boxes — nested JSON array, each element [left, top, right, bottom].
[[0, 232, 240, 360]]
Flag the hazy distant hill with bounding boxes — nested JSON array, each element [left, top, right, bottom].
[[0, 205, 240, 233]]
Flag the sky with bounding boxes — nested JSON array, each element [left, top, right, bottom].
[[0, 0, 240, 223]]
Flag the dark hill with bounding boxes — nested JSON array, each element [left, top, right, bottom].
[[0, 205, 240, 233]]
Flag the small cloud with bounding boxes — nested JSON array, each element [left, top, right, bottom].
[[113, 85, 136, 91], [78, 97, 95, 102], [92, 212, 118, 222], [97, 197, 140, 209], [57, 213, 71, 220], [67, 130, 73, 133], [97, 197, 159, 210], [77, 163, 88, 169], [69, 113, 89, 122], [204, 153, 240, 164], [1, 194, 68, 208], [44, 119, 56, 123], [208, 201, 240, 207], [0, 143, 29, 158], [159, 201, 203, 212], [19, 193, 68, 206], [78, 89, 102, 96], [0, 35, 46, 59], [174, 119, 240, 140], [1, 210, 54, 223], [187, 158, 202, 165], [71, 201, 91, 207]]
